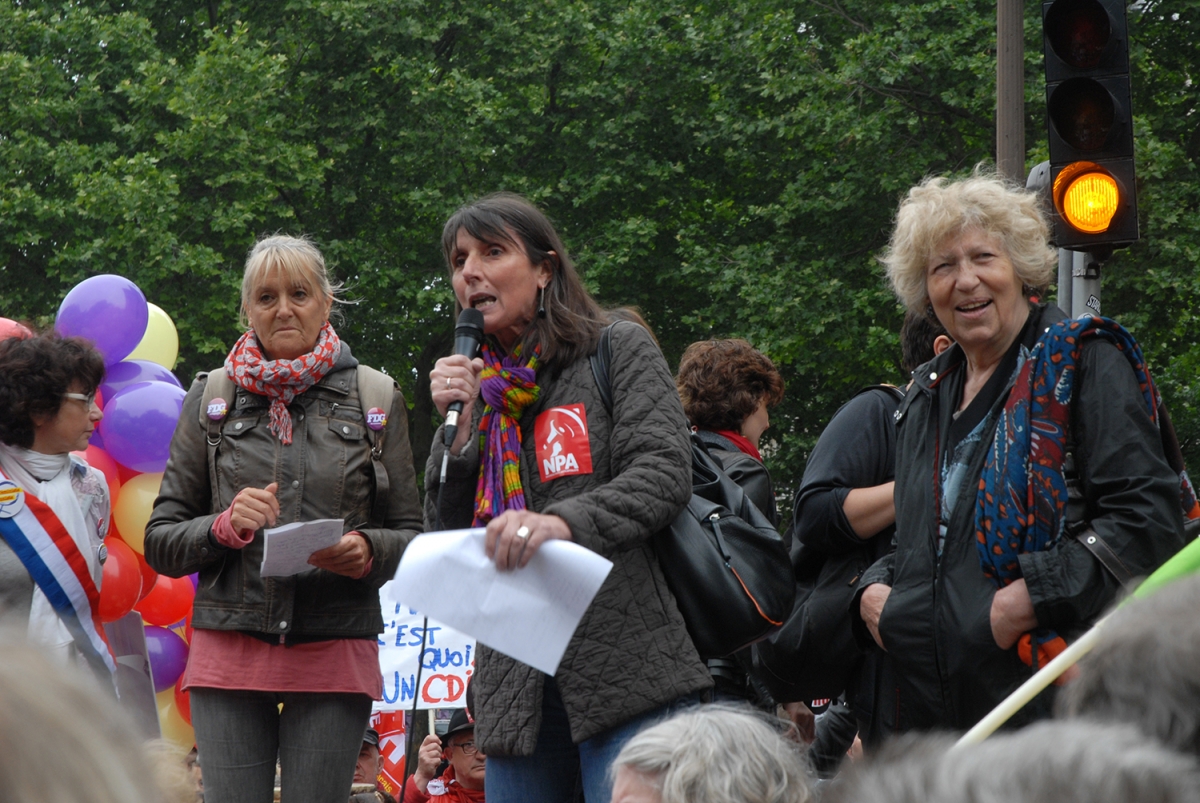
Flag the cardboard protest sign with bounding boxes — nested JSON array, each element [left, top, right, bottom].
[[376, 580, 475, 711]]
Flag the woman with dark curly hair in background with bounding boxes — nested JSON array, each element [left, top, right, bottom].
[[674, 339, 805, 728], [0, 329, 112, 681], [675, 339, 785, 526], [676, 340, 787, 523]]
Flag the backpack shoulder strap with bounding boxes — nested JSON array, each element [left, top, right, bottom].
[[589, 322, 619, 416], [197, 370, 234, 501], [355, 364, 399, 527], [355, 365, 398, 444], [854, 383, 905, 403]]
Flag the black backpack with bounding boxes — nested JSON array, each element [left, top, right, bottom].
[[590, 322, 794, 658]]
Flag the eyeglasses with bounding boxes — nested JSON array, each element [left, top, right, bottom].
[[63, 392, 98, 408], [452, 741, 479, 756]]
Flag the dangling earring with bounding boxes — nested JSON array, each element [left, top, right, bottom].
[[537, 285, 547, 319]]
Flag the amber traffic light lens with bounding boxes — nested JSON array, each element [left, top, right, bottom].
[[1045, 0, 1111, 69], [1058, 169, 1119, 233]]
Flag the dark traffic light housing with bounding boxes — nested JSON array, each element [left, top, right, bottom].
[[1041, 0, 1138, 250]]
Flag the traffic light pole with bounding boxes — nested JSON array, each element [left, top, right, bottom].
[[1056, 248, 1073, 314], [1069, 249, 1103, 318], [996, 0, 1025, 182]]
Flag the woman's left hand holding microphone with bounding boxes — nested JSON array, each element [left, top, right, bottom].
[[431, 355, 484, 456], [432, 356, 572, 570]]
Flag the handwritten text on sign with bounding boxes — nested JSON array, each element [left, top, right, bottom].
[[376, 581, 475, 711]]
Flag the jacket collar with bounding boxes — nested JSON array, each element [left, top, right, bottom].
[[896, 302, 1064, 423]]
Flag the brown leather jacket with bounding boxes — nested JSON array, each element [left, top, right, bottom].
[[144, 346, 423, 642]]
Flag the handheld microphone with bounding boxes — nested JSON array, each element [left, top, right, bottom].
[[443, 307, 485, 447]]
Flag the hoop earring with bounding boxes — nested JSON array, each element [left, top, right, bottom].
[[537, 286, 547, 319]]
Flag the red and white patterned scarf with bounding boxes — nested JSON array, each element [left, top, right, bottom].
[[224, 322, 342, 444]]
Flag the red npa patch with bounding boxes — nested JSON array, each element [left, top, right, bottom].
[[534, 404, 593, 482]]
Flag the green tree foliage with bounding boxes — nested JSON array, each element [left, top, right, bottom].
[[2, 0, 1198, 504]]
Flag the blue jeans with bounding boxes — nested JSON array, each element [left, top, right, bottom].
[[487, 677, 701, 803], [191, 687, 373, 803]]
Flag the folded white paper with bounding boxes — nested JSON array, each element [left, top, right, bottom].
[[261, 518, 344, 577], [392, 528, 613, 675]]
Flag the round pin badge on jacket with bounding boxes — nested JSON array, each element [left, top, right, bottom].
[[207, 398, 229, 421], [0, 480, 26, 519], [366, 407, 387, 431]]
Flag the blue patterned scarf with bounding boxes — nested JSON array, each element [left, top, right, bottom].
[[975, 315, 1198, 669]]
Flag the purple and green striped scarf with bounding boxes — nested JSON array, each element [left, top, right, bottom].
[[472, 341, 541, 526]]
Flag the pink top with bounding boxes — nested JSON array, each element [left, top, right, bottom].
[[183, 629, 382, 698], [185, 500, 380, 697]]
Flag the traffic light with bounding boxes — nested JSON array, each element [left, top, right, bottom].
[[1041, 0, 1137, 250]]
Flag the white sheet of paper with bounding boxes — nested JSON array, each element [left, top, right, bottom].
[[260, 519, 345, 577], [392, 528, 613, 675]]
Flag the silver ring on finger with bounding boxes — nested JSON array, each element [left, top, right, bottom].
[[446, 376, 452, 389], [516, 525, 531, 540]]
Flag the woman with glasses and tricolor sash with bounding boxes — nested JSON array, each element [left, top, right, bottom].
[[0, 328, 116, 684]]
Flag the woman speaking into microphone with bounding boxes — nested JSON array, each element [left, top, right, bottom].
[[427, 193, 710, 803]]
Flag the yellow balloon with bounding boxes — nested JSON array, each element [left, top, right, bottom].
[[156, 691, 195, 750], [113, 472, 163, 554], [126, 303, 179, 370]]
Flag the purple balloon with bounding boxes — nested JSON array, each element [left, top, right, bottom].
[[101, 381, 187, 473], [100, 359, 183, 403], [144, 625, 188, 692], [88, 427, 105, 449], [56, 275, 148, 365], [188, 572, 199, 591]]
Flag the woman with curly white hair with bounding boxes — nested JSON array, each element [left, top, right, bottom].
[[852, 170, 1187, 735], [609, 706, 812, 803]]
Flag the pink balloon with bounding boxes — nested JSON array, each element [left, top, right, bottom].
[[100, 381, 186, 473], [55, 275, 148, 365], [0, 317, 32, 341]]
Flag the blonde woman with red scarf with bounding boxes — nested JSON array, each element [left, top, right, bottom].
[[144, 235, 424, 803], [427, 193, 709, 803]]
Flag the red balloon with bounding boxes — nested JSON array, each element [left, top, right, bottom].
[[136, 574, 194, 627], [134, 549, 158, 601], [72, 445, 121, 506], [116, 461, 142, 485], [174, 676, 192, 725], [0, 317, 32, 341], [98, 537, 142, 623]]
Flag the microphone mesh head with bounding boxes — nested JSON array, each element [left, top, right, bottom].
[[456, 307, 485, 332]]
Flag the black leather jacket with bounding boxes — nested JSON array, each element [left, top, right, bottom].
[[144, 346, 424, 642], [854, 303, 1185, 732], [694, 429, 778, 526]]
